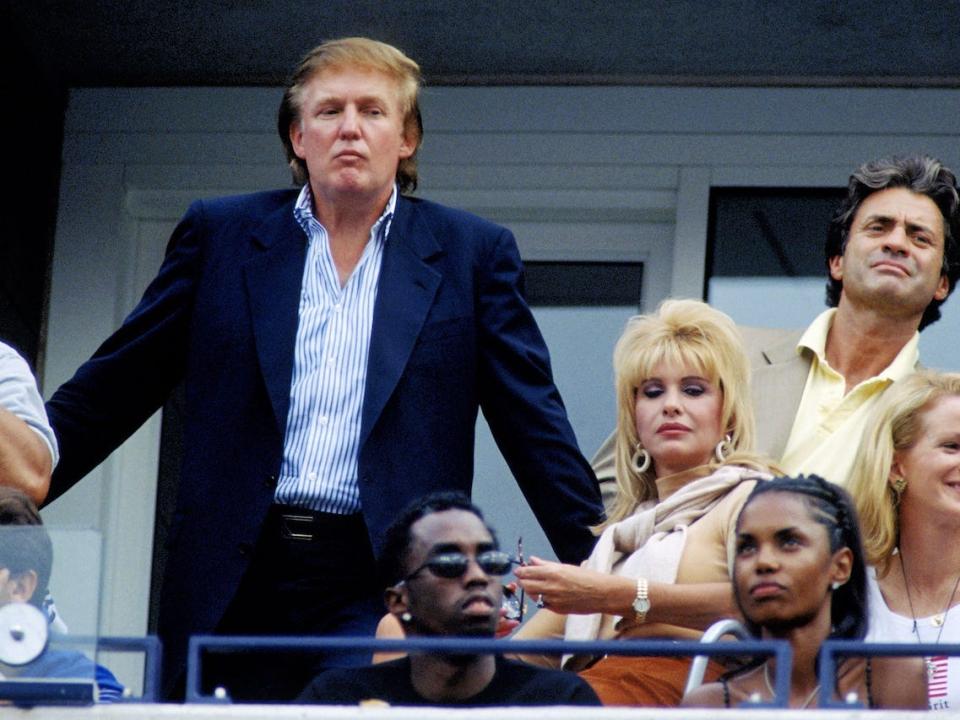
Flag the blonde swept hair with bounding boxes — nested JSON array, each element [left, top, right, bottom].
[[277, 37, 423, 192], [849, 370, 960, 575], [602, 299, 767, 528]]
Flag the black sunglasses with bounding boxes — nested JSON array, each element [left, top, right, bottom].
[[403, 550, 521, 582]]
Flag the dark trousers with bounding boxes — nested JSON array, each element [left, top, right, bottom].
[[204, 506, 383, 702]]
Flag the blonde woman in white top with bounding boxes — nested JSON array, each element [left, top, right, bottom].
[[850, 370, 960, 710]]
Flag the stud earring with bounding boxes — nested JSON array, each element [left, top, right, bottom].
[[401, 612, 412, 623], [891, 476, 907, 499]]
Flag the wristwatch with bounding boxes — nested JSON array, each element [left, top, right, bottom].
[[632, 578, 650, 623]]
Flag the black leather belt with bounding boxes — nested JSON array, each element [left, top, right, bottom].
[[279, 512, 317, 541], [270, 505, 366, 543]]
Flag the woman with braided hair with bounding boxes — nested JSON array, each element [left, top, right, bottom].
[[683, 475, 925, 709]]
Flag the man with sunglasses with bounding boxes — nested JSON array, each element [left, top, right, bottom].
[[298, 492, 599, 706]]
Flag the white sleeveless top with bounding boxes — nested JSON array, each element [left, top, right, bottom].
[[866, 566, 960, 711]]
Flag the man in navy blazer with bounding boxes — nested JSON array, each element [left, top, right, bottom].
[[45, 38, 602, 699]]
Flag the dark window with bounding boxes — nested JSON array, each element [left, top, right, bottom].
[[706, 187, 845, 284], [524, 261, 642, 308]]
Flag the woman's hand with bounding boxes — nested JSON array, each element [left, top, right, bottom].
[[513, 556, 634, 615]]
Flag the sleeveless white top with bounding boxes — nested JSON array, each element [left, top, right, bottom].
[[866, 566, 960, 711]]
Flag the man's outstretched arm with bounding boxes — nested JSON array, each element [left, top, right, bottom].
[[0, 344, 55, 504]]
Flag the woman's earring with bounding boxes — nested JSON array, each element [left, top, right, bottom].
[[714, 434, 733, 463], [831, 581, 843, 591], [631, 443, 651, 474], [891, 476, 907, 500], [400, 612, 412, 623]]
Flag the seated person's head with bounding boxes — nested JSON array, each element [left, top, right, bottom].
[[848, 370, 960, 571], [733, 475, 867, 641], [379, 492, 512, 638], [0, 488, 52, 609], [610, 299, 755, 516]]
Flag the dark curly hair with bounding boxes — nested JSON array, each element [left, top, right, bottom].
[[825, 154, 960, 330]]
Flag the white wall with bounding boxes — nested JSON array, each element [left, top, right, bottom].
[[42, 86, 960, 667]]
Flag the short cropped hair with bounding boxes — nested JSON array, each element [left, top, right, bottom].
[[825, 154, 960, 330], [736, 475, 868, 641], [848, 371, 960, 574], [0, 487, 52, 609], [378, 491, 498, 587], [606, 299, 761, 527], [277, 37, 423, 193]]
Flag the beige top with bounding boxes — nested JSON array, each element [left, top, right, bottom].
[[515, 466, 760, 668]]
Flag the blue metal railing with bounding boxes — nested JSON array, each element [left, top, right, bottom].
[[818, 639, 960, 709], [186, 635, 791, 706], [0, 634, 161, 705], [95, 635, 163, 702]]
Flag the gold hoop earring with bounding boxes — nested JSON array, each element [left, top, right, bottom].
[[631, 444, 651, 474], [714, 434, 733, 463]]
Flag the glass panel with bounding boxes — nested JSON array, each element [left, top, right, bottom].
[[706, 187, 843, 329], [0, 526, 104, 704], [474, 261, 642, 567]]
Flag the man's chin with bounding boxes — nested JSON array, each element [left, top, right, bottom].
[[460, 622, 497, 638]]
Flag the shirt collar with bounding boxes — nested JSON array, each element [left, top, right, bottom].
[[293, 183, 398, 242], [795, 308, 836, 361], [796, 307, 919, 381]]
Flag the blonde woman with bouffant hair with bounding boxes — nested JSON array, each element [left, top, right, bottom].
[[513, 299, 777, 707], [605, 298, 764, 527]]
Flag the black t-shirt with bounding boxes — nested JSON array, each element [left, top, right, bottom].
[[297, 656, 600, 707]]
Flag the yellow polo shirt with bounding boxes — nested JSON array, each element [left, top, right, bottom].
[[779, 309, 919, 486]]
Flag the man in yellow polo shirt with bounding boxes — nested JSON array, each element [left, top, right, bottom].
[[593, 154, 960, 494]]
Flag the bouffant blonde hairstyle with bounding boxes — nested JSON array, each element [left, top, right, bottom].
[[604, 299, 761, 527]]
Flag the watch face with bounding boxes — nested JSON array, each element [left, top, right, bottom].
[[633, 597, 651, 613]]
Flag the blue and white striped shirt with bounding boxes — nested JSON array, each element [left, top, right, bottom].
[[274, 184, 396, 513]]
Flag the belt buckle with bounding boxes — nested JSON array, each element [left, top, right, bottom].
[[280, 513, 315, 541]]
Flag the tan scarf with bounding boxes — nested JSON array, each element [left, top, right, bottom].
[[562, 463, 769, 666]]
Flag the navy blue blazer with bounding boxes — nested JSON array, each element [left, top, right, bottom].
[[46, 190, 602, 668]]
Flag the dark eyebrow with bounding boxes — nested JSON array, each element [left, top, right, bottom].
[[773, 526, 802, 540], [861, 213, 937, 236], [860, 214, 895, 227]]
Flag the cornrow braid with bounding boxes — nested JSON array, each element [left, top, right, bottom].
[[738, 475, 869, 641]]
